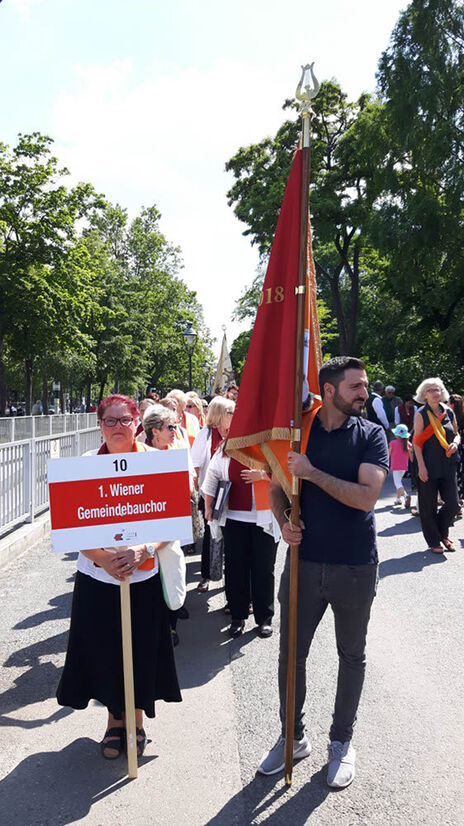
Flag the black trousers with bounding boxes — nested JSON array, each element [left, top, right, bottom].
[[223, 519, 277, 625], [198, 497, 211, 579], [417, 472, 459, 547]]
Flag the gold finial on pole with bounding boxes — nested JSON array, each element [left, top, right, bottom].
[[296, 63, 320, 147]]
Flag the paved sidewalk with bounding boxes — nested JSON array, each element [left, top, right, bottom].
[[0, 536, 242, 826], [0, 475, 463, 825]]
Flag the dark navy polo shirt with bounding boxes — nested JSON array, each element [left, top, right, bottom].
[[299, 413, 389, 565]]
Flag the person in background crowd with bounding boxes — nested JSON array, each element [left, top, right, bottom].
[[365, 381, 390, 433], [191, 396, 235, 592], [395, 393, 418, 491], [382, 386, 402, 437], [168, 389, 200, 447], [202, 422, 278, 640], [413, 378, 460, 553], [394, 394, 417, 429], [32, 399, 43, 416], [143, 403, 192, 644], [57, 395, 181, 759], [186, 392, 206, 426], [202, 399, 209, 416], [136, 398, 156, 438], [225, 383, 239, 401], [389, 424, 412, 507], [448, 394, 464, 516]]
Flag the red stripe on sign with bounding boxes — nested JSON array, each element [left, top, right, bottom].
[[49, 472, 191, 529]]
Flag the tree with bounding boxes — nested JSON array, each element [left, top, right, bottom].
[[373, 0, 464, 374], [0, 133, 99, 412], [226, 83, 387, 355]]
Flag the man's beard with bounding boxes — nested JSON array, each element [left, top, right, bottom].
[[333, 389, 364, 417]]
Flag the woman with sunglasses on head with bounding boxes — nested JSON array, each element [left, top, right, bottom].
[[185, 392, 207, 426], [413, 378, 460, 553], [57, 395, 181, 760]]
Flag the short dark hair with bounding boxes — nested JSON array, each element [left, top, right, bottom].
[[319, 357, 366, 398]]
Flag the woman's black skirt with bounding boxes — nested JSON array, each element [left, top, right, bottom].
[[57, 572, 181, 718]]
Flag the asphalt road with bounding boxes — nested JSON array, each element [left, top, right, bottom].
[[0, 474, 462, 826]]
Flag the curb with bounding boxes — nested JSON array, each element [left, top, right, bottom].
[[0, 512, 50, 571]]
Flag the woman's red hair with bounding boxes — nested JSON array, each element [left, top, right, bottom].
[[97, 395, 139, 421]]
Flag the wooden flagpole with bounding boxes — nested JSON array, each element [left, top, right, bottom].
[[284, 63, 319, 787], [120, 578, 138, 778]]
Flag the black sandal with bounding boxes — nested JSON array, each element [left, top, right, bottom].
[[100, 727, 126, 759], [136, 727, 147, 757]]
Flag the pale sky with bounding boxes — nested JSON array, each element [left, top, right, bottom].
[[1, 0, 407, 358]]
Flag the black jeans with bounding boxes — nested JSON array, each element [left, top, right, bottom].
[[198, 497, 211, 579], [278, 556, 377, 743], [417, 472, 459, 547], [223, 519, 278, 625]]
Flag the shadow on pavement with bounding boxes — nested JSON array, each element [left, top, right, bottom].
[[14, 592, 72, 630], [377, 518, 423, 537], [174, 554, 256, 690], [0, 738, 153, 825], [379, 549, 447, 579], [205, 766, 330, 825]]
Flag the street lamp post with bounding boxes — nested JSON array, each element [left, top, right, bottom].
[[183, 322, 197, 390]]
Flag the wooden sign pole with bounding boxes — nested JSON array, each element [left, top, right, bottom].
[[120, 578, 138, 778]]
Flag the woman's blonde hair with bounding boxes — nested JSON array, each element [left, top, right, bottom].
[[206, 396, 235, 428], [185, 393, 203, 416], [415, 377, 449, 404]]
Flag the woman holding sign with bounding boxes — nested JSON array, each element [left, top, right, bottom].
[[57, 395, 181, 760]]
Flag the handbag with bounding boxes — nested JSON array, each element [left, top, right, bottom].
[[157, 540, 186, 610]]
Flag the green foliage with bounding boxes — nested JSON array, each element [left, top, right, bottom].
[[230, 330, 253, 380], [226, 0, 464, 391], [0, 134, 214, 412]]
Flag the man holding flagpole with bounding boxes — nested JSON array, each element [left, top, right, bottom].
[[257, 356, 388, 788]]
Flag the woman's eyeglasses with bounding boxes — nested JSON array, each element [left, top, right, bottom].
[[101, 416, 134, 427], [165, 424, 177, 431]]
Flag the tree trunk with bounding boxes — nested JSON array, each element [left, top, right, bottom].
[[114, 375, 120, 394], [25, 358, 33, 415], [85, 378, 91, 413], [0, 335, 6, 416], [59, 385, 65, 415], [99, 380, 105, 402], [42, 373, 49, 415], [346, 245, 360, 355]]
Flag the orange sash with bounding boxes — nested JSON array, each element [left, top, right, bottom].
[[413, 412, 446, 449]]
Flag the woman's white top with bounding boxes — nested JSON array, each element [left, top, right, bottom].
[[201, 446, 279, 539], [191, 426, 215, 490], [76, 446, 159, 585]]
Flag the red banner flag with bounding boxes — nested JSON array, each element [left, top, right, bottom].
[[226, 148, 322, 496]]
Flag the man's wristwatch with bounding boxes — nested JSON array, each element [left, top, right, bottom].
[[145, 544, 155, 558]]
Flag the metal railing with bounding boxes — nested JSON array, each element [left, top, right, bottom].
[[0, 426, 101, 537], [0, 413, 98, 444]]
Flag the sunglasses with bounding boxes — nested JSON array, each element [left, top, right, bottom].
[[101, 416, 134, 427], [165, 424, 177, 431]]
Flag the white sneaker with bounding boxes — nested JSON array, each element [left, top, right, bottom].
[[257, 733, 311, 775], [327, 740, 356, 788], [393, 498, 402, 506]]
